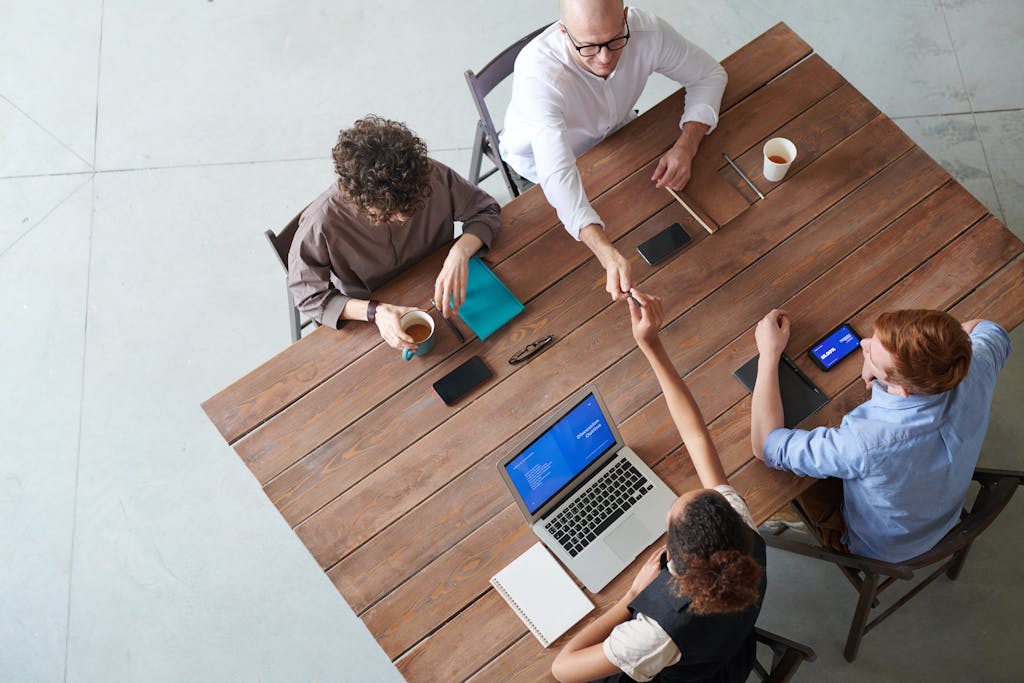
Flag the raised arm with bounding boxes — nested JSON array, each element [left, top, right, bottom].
[[629, 290, 727, 488]]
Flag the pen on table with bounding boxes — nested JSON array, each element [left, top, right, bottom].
[[722, 152, 765, 200], [782, 354, 822, 395], [431, 300, 466, 343], [665, 187, 715, 235]]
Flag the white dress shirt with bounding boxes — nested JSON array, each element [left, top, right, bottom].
[[601, 485, 756, 682], [499, 8, 727, 239]]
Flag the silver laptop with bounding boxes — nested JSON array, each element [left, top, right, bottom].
[[497, 385, 677, 592]]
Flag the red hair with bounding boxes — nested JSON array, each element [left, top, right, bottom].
[[874, 309, 971, 395]]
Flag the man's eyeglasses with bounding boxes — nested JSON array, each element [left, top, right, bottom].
[[509, 335, 555, 365], [563, 19, 630, 57]]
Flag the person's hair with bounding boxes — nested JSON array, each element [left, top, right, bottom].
[[873, 309, 972, 395], [332, 115, 432, 223], [667, 491, 763, 615]]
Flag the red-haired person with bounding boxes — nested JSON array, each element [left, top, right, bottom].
[[552, 291, 766, 683], [751, 309, 1011, 562], [288, 116, 501, 351]]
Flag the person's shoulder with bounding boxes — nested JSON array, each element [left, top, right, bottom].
[[626, 6, 663, 33], [299, 184, 340, 231], [515, 24, 575, 88], [713, 484, 756, 530]]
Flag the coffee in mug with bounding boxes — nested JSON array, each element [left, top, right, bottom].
[[405, 324, 432, 343]]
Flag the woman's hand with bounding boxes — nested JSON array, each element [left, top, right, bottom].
[[374, 303, 418, 351]]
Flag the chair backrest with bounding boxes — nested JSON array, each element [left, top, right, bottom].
[[465, 24, 547, 144], [464, 25, 548, 197], [265, 210, 304, 273], [752, 628, 816, 683]]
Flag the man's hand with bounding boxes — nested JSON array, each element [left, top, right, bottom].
[[651, 122, 706, 191], [434, 234, 483, 318], [628, 289, 663, 352], [626, 546, 665, 601], [579, 224, 633, 301], [603, 249, 632, 302], [755, 309, 790, 359], [374, 303, 418, 351], [651, 145, 694, 191]]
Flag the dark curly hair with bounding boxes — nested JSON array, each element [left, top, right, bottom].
[[667, 491, 763, 615], [332, 115, 433, 224]]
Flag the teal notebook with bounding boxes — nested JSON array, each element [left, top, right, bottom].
[[457, 257, 525, 340]]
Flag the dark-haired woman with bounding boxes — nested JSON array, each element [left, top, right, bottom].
[[551, 290, 766, 683]]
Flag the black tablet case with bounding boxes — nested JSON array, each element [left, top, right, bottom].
[[733, 354, 828, 428]]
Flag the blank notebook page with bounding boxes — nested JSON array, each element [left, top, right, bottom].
[[490, 543, 594, 647]]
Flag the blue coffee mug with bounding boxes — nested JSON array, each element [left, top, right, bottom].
[[400, 310, 436, 361]]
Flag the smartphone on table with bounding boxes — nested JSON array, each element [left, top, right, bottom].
[[433, 356, 494, 406], [808, 323, 862, 371], [636, 223, 693, 266]]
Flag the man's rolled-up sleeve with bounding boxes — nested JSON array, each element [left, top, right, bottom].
[[763, 423, 868, 480], [653, 17, 727, 134]]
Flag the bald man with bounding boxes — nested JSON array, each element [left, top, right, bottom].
[[500, 1, 727, 302]]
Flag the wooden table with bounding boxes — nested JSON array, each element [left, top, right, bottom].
[[203, 24, 1024, 682]]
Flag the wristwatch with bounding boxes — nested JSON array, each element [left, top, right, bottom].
[[366, 299, 380, 323]]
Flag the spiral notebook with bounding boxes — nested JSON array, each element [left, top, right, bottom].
[[490, 543, 594, 647]]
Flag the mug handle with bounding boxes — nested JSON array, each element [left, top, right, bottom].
[[402, 348, 414, 361]]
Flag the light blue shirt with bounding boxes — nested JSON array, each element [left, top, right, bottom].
[[764, 322, 1011, 562]]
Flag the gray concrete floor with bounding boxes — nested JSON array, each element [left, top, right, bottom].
[[1, 1, 1021, 681]]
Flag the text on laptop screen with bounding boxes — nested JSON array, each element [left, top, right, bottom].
[[505, 393, 617, 514]]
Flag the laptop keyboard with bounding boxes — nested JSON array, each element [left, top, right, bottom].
[[543, 459, 655, 557]]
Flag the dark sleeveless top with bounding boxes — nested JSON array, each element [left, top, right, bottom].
[[624, 529, 767, 683]]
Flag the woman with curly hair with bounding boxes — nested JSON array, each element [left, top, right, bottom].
[[288, 115, 501, 350], [552, 290, 766, 683]]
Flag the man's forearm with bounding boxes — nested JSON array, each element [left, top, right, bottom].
[[673, 122, 709, 160], [751, 355, 785, 459], [579, 223, 616, 263]]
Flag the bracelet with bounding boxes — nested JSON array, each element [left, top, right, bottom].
[[366, 300, 380, 323]]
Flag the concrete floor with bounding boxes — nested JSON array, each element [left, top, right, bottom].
[[1, 1, 1021, 681]]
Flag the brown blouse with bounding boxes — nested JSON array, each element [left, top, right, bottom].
[[287, 161, 502, 328]]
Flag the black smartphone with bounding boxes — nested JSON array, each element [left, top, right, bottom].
[[433, 356, 493, 406], [636, 223, 693, 266], [807, 323, 862, 371]]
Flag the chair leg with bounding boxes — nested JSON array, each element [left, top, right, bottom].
[[469, 124, 486, 186], [288, 290, 301, 343], [845, 571, 880, 662], [946, 541, 973, 580]]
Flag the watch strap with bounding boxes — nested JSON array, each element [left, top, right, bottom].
[[366, 299, 380, 323]]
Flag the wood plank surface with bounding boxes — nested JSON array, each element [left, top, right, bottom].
[[199, 23, 1024, 683], [201, 22, 812, 446]]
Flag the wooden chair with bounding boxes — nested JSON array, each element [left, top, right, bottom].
[[763, 467, 1024, 662], [264, 210, 318, 343], [751, 627, 816, 682], [464, 25, 546, 198]]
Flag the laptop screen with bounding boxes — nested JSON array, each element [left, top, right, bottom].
[[504, 392, 617, 514]]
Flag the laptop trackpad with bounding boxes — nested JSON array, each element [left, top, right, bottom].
[[605, 515, 652, 561]]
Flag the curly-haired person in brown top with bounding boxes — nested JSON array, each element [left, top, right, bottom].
[[552, 290, 767, 683], [287, 116, 501, 350]]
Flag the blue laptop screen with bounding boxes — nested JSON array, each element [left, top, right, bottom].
[[504, 393, 617, 514]]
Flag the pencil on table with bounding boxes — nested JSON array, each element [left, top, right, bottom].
[[665, 187, 714, 235]]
